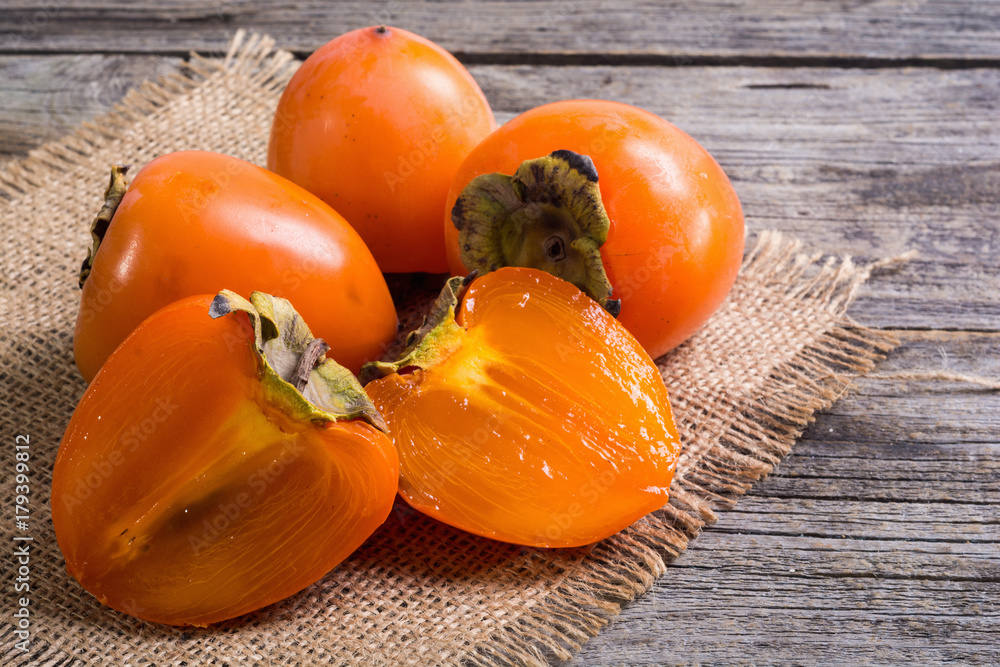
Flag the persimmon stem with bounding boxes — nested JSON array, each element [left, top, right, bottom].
[[293, 338, 330, 391], [80, 164, 130, 288]]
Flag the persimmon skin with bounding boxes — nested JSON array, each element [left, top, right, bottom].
[[444, 99, 745, 360], [53, 295, 399, 627], [74, 150, 397, 382], [267, 26, 497, 273], [365, 268, 681, 548]]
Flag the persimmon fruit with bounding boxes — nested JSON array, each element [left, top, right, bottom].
[[52, 291, 398, 626], [74, 151, 397, 382], [445, 99, 745, 359], [363, 268, 681, 548], [267, 25, 497, 273]]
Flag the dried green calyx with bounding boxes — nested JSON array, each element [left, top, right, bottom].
[[451, 150, 620, 316], [359, 274, 472, 384], [210, 289, 386, 431], [80, 164, 130, 288]]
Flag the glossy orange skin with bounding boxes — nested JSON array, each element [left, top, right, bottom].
[[268, 26, 497, 273], [444, 100, 745, 360], [53, 295, 399, 627], [74, 151, 397, 382], [366, 268, 681, 547]]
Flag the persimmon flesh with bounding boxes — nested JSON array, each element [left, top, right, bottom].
[[52, 292, 398, 626], [364, 268, 681, 547]]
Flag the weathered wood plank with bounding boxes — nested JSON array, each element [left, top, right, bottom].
[[571, 485, 1000, 664], [2, 61, 998, 332], [744, 331, 1000, 502], [569, 534, 1000, 664], [714, 497, 998, 542], [0, 54, 181, 157], [796, 331, 1000, 447], [757, 446, 1000, 504], [569, 327, 1000, 664], [570, 462, 1000, 662], [3, 0, 1000, 61], [658, 535, 999, 581]]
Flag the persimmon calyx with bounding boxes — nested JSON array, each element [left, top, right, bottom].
[[359, 274, 472, 384], [79, 164, 130, 288], [209, 289, 387, 431], [451, 150, 620, 317]]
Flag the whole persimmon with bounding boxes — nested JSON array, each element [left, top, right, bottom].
[[363, 268, 681, 548], [53, 290, 398, 626], [75, 152, 398, 382], [268, 26, 497, 273], [444, 100, 745, 360]]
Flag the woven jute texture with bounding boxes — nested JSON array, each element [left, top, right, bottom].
[[0, 32, 898, 666]]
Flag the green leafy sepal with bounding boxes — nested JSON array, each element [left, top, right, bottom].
[[209, 290, 387, 432]]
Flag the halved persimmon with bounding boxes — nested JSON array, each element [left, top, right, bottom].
[[363, 268, 681, 548], [52, 290, 398, 626]]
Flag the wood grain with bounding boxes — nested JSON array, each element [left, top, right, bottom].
[[571, 534, 1000, 664], [0, 54, 181, 157], [2, 0, 1000, 62]]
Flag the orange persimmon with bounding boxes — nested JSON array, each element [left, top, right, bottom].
[[52, 290, 398, 626], [267, 25, 497, 273], [444, 100, 745, 359], [74, 152, 398, 382], [363, 268, 681, 548]]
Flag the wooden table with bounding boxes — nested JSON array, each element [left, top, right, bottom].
[[3, 2, 998, 663]]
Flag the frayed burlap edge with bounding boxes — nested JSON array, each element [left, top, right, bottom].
[[0, 32, 901, 666]]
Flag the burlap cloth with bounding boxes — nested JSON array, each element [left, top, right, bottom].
[[0, 32, 898, 666]]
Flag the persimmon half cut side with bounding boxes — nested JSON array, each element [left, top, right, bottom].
[[52, 291, 398, 626], [363, 268, 681, 548]]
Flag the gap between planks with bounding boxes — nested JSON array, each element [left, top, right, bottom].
[[8, 48, 1000, 70]]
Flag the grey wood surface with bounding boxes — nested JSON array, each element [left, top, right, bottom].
[[3, 0, 1000, 62], [2, 2, 998, 664], [0, 55, 180, 155]]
